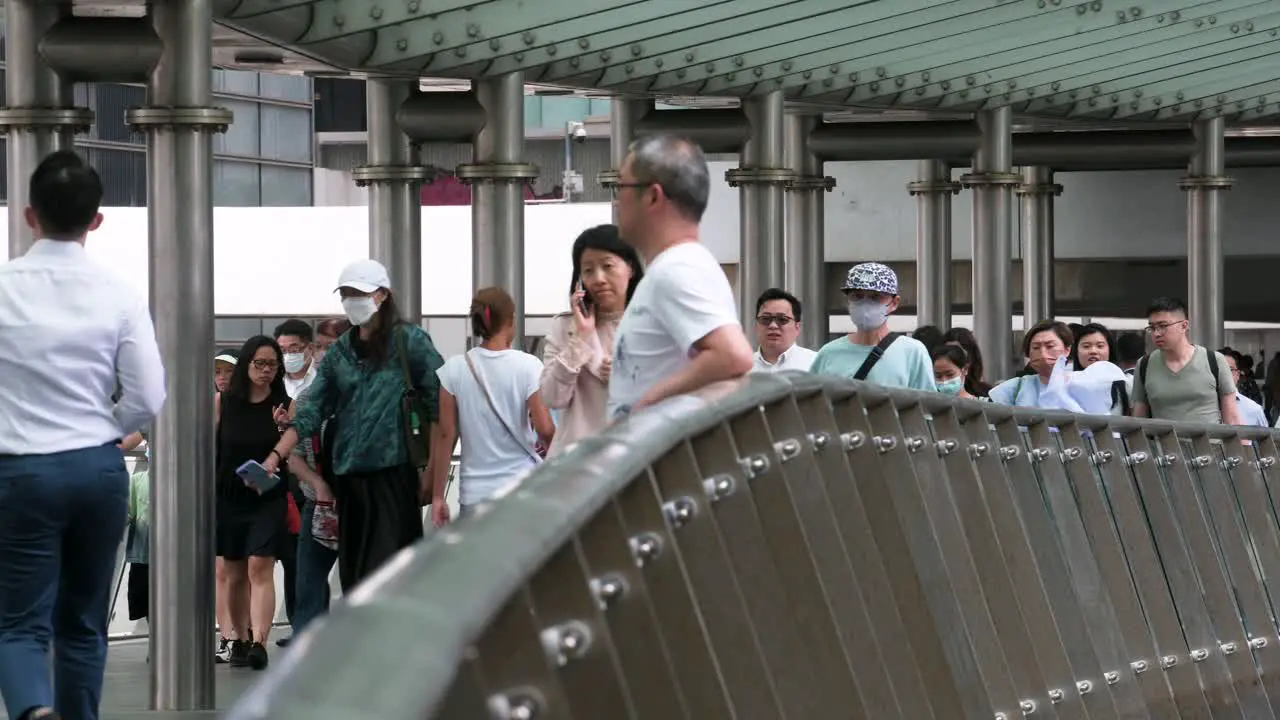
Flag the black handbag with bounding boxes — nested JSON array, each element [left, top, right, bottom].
[[394, 326, 431, 469]]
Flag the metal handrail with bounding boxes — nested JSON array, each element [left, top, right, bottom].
[[224, 372, 1280, 719]]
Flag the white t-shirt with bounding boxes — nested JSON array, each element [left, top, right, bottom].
[[437, 347, 543, 506], [608, 242, 740, 419]]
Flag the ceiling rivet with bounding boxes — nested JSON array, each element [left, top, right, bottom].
[[725, 72, 735, 80], [1176, 91, 1184, 100], [1052, 81, 1061, 91], [876, 67, 887, 78], [734, 56, 744, 67], [870, 81, 880, 92], [1091, 0, 1102, 10], [489, 39, 500, 50], [704, 62, 715, 73], [1231, 23, 1239, 33], [941, 80, 951, 90], [803, 70, 812, 79], [654, 58, 663, 68], [1037, 0, 1045, 7], [1153, 97, 1162, 106], [626, 64, 635, 75], [849, 72, 859, 82], [823, 77, 833, 87], [396, 38, 407, 51], [633, 45, 643, 57], [466, 23, 479, 37], [959, 89, 969, 99], [1170, 10, 1180, 20], [407, 0, 419, 12], [1246, 21, 1255, 31], [1133, 89, 1142, 97], [454, 47, 465, 57], [1157, 13, 1165, 22], [984, 84, 993, 94], [830, 64, 840, 74], [1027, 87, 1036, 96], [600, 50, 611, 62], [894, 76, 904, 87], [915, 87, 926, 95], [523, 31, 535, 45], [432, 31, 444, 45], [782, 61, 793, 71], [753, 67, 763, 77], [1008, 79, 1017, 89], [370, 7, 382, 20], [1111, 93, 1119, 101], [579, 38, 590, 50], [676, 68, 686, 78], [570, 57, 580, 68], [546, 45, 556, 56], [966, 75, 976, 86], [1130, 6, 1141, 17], [333, 14, 345, 26], [685, 51, 695, 62], [1076, 4, 1086, 15], [1116, 10, 1127, 21], [921, 71, 931, 81], [514, 51, 524, 62], [1209, 15, 1217, 24], [1217, 94, 1227, 102]]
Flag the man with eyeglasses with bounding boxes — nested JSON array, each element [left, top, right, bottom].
[[752, 288, 816, 372], [1131, 296, 1242, 425]]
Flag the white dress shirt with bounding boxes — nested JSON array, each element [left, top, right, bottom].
[[0, 239, 166, 455], [753, 344, 818, 372], [284, 362, 317, 399]]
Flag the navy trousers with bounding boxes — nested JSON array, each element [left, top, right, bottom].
[[0, 443, 129, 720], [290, 500, 337, 637]]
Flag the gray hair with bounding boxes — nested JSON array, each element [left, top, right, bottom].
[[627, 134, 710, 223]]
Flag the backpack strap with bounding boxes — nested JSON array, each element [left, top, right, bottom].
[[853, 333, 900, 381], [1203, 346, 1222, 398]]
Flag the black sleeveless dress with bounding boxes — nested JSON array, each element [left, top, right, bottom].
[[216, 390, 290, 560]]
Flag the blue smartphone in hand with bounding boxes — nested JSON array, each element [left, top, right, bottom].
[[236, 460, 281, 493]]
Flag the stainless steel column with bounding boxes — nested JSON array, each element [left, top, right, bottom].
[[355, 80, 427, 324], [908, 160, 959, 330], [1, 0, 90, 257], [126, 0, 230, 709], [962, 107, 1018, 381], [1183, 117, 1232, 349], [459, 73, 537, 346], [600, 97, 648, 222], [784, 114, 835, 350], [730, 90, 791, 327], [1017, 166, 1061, 328]]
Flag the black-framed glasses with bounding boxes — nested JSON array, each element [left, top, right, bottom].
[[251, 359, 279, 371], [1145, 320, 1185, 335], [756, 314, 795, 328]]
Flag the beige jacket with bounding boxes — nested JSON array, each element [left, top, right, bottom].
[[539, 312, 621, 456]]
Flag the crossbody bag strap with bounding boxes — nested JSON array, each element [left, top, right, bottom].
[[464, 350, 542, 464], [394, 325, 415, 391], [853, 332, 900, 381]]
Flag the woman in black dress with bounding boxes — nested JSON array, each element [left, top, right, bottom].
[[216, 335, 291, 671]]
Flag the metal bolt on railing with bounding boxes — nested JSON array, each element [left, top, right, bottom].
[[1190, 648, 1208, 662], [628, 533, 663, 566], [589, 574, 627, 609], [488, 691, 541, 720], [1124, 451, 1148, 466], [1048, 688, 1064, 703], [840, 430, 866, 451], [1251, 637, 1269, 650], [1221, 456, 1242, 470], [1104, 670, 1120, 685], [540, 620, 593, 666], [1076, 680, 1093, 695], [1220, 641, 1238, 655], [1091, 450, 1113, 465], [873, 435, 898, 453], [807, 431, 830, 452], [1019, 699, 1036, 714], [1131, 659, 1149, 674], [1190, 455, 1212, 468], [1160, 655, 1178, 669], [1257, 456, 1276, 469], [969, 442, 991, 458], [663, 497, 697, 528], [703, 474, 735, 502], [1060, 447, 1082, 463], [1029, 447, 1051, 463], [740, 454, 770, 478], [995, 714, 1008, 720], [905, 436, 926, 453], [774, 438, 802, 462], [936, 438, 958, 456], [1156, 453, 1177, 467], [998, 445, 1021, 462]]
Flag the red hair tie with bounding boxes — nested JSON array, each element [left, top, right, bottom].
[[483, 306, 491, 327]]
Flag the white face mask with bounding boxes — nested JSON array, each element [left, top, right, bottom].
[[848, 299, 890, 331], [283, 352, 307, 374], [342, 297, 378, 326]]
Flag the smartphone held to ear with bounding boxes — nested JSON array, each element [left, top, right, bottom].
[[576, 281, 593, 314], [236, 460, 282, 493]]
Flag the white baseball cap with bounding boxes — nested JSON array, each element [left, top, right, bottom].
[[336, 259, 391, 294]]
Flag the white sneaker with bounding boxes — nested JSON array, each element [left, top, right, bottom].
[[215, 636, 233, 664]]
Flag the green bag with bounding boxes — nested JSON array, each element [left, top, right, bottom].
[[395, 326, 431, 469]]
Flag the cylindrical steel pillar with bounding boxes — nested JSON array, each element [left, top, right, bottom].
[[784, 114, 834, 350], [356, 80, 427, 325], [600, 97, 648, 222], [908, 160, 959, 330], [125, 0, 231, 709], [1183, 117, 1232, 349], [1017, 167, 1061, 328], [731, 90, 791, 328], [1, 0, 89, 258], [962, 107, 1018, 381], [460, 73, 537, 346]]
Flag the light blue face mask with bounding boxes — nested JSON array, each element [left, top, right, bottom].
[[848, 299, 890, 331], [936, 377, 965, 396]]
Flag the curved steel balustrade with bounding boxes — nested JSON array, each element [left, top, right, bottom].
[[226, 371, 1280, 719]]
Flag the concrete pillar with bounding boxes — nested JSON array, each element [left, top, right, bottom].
[[355, 80, 427, 324], [1017, 166, 1061, 328], [784, 114, 834, 351], [0, 0, 90, 257], [459, 73, 537, 347], [600, 98, 648, 223], [908, 160, 959, 330], [962, 107, 1018, 381], [125, 0, 231, 709], [1183, 117, 1232, 349], [730, 90, 791, 327]]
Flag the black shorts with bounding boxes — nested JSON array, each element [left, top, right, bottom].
[[127, 563, 149, 621], [217, 497, 287, 561]]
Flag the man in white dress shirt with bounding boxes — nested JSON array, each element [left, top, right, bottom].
[[607, 134, 754, 419], [752, 288, 817, 372], [0, 151, 166, 720]]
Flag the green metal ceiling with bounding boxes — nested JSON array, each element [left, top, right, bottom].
[[214, 0, 1280, 122]]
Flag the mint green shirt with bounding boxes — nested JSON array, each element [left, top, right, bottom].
[[810, 335, 936, 391]]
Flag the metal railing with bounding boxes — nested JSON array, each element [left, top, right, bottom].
[[227, 371, 1280, 719]]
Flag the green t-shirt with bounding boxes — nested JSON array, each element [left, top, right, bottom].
[[1131, 346, 1235, 423]]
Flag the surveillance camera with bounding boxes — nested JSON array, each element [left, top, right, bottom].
[[569, 122, 588, 143]]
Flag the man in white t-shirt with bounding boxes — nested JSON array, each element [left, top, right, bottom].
[[608, 134, 754, 419]]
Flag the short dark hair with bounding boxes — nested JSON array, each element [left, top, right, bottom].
[[1022, 319, 1073, 357], [570, 224, 645, 303], [273, 318, 314, 343], [1114, 331, 1146, 364], [1147, 296, 1188, 318], [755, 288, 801, 321], [1067, 322, 1115, 367], [628, 134, 710, 223], [29, 150, 103, 238], [912, 325, 945, 352]]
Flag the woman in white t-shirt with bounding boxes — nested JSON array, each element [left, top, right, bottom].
[[429, 287, 556, 526]]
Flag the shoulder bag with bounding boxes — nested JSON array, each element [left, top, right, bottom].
[[394, 326, 432, 470], [853, 333, 901, 381], [464, 350, 544, 465]]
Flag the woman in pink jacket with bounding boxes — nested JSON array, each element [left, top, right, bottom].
[[540, 224, 644, 455]]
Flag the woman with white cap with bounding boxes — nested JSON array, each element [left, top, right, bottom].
[[276, 259, 444, 591]]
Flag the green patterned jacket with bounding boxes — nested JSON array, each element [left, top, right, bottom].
[[294, 323, 444, 476]]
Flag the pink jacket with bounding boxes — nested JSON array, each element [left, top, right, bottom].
[[540, 312, 620, 457]]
